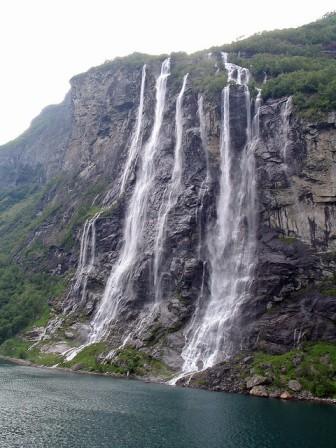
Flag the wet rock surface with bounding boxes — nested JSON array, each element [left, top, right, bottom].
[[0, 55, 336, 396]]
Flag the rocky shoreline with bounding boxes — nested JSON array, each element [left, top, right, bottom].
[[176, 350, 336, 406], [2, 354, 335, 406]]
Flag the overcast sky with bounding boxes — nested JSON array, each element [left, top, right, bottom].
[[0, 0, 335, 145]]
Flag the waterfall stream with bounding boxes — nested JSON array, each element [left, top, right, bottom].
[[120, 65, 147, 195], [88, 58, 171, 343], [65, 60, 170, 360], [174, 54, 261, 377], [153, 73, 189, 302], [72, 212, 101, 306], [65, 55, 261, 369]]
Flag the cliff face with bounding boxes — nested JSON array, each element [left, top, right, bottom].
[[0, 48, 336, 387], [0, 95, 72, 189], [242, 101, 336, 353]]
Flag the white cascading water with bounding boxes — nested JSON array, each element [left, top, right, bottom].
[[174, 53, 261, 377], [280, 96, 293, 168], [119, 65, 147, 194], [153, 74, 188, 302], [89, 59, 170, 341], [73, 212, 100, 305], [59, 213, 100, 356], [65, 60, 170, 361]]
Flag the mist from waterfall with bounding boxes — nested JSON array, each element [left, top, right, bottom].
[[153, 74, 188, 302], [88, 58, 171, 343], [176, 54, 261, 376]]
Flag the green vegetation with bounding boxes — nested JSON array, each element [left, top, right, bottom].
[[254, 342, 336, 398], [72, 52, 168, 81], [167, 13, 336, 116], [0, 339, 172, 379], [314, 275, 336, 297], [61, 343, 112, 372], [0, 258, 66, 343], [169, 52, 227, 98], [0, 337, 62, 366], [0, 177, 63, 256], [0, 176, 69, 344], [72, 13, 336, 117], [279, 235, 298, 245], [62, 344, 172, 378], [57, 180, 108, 250], [223, 11, 336, 56], [0, 160, 109, 346], [0, 185, 39, 214], [224, 12, 336, 118]]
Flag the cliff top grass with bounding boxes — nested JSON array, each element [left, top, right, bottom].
[[216, 12, 336, 117], [71, 12, 336, 117]]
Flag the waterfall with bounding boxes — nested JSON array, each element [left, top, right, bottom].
[[73, 212, 100, 304], [87, 58, 170, 343], [175, 55, 261, 376], [153, 73, 188, 302], [280, 96, 293, 168], [222, 52, 250, 85], [263, 72, 268, 84], [120, 65, 147, 195]]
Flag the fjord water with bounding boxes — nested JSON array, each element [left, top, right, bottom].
[[1, 360, 335, 448]]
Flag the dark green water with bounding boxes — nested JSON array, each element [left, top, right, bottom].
[[0, 359, 335, 448]]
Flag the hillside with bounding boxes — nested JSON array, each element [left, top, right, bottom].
[[0, 13, 336, 400]]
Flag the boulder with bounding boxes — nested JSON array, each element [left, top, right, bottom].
[[40, 341, 69, 354], [269, 389, 281, 398], [288, 379, 302, 392], [280, 391, 292, 400], [246, 375, 269, 389], [64, 331, 75, 340], [71, 363, 85, 371], [243, 356, 254, 364], [24, 327, 45, 342], [250, 386, 268, 397]]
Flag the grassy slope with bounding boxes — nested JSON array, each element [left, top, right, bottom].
[[253, 342, 336, 398]]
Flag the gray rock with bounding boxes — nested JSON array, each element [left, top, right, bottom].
[[250, 386, 268, 397], [40, 342, 69, 354], [269, 389, 281, 398], [1, 49, 336, 395], [64, 331, 75, 340], [243, 356, 253, 364], [246, 375, 269, 389], [288, 380, 302, 392], [71, 363, 85, 371], [280, 391, 292, 400]]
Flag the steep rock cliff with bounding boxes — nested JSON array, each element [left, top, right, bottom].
[[0, 17, 336, 395]]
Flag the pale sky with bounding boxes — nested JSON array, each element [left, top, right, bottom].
[[0, 0, 335, 145]]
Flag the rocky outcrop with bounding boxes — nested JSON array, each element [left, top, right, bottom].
[[236, 100, 336, 354], [0, 50, 335, 394], [0, 94, 72, 188]]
